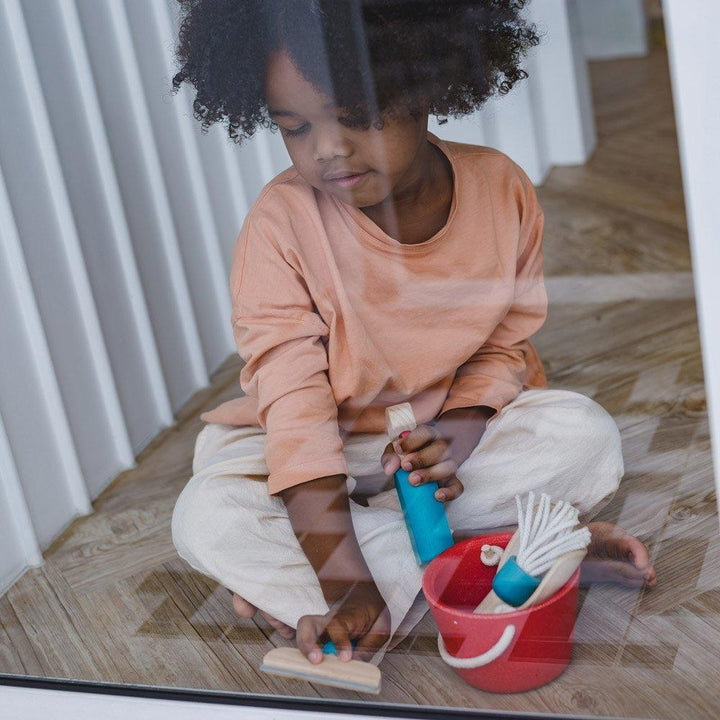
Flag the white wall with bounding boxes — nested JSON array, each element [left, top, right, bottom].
[[0, 0, 595, 594], [663, 0, 720, 517]]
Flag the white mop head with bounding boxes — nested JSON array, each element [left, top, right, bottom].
[[515, 492, 591, 577]]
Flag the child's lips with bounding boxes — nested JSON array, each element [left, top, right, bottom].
[[325, 171, 370, 188]]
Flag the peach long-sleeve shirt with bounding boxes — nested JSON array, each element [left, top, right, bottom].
[[201, 131, 548, 495]]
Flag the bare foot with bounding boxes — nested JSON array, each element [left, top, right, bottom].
[[232, 593, 296, 639], [581, 522, 657, 588]]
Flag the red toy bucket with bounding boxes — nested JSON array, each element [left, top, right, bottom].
[[422, 532, 580, 694]]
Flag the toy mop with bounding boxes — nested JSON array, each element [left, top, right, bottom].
[[475, 492, 591, 613], [385, 402, 455, 565]]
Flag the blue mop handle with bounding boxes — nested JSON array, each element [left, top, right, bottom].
[[394, 430, 454, 565], [322, 639, 358, 655]]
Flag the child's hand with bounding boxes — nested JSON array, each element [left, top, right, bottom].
[[296, 583, 391, 664], [381, 423, 464, 502]]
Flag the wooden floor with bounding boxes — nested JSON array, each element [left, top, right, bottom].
[[2, 46, 718, 718]]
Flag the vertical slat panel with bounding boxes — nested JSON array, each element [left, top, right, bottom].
[[124, 0, 233, 372], [20, 0, 174, 452], [576, 0, 648, 60], [428, 115, 488, 148], [242, 131, 285, 196], [527, 0, 597, 167], [196, 128, 252, 274], [481, 80, 549, 184], [75, 0, 208, 409], [426, 1, 597, 181], [0, 164, 91, 547], [163, 0, 250, 273], [0, 410, 42, 594], [0, 0, 133, 496]]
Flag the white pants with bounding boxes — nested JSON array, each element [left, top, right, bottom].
[[171, 389, 623, 664]]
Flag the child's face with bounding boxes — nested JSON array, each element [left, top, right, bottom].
[[265, 49, 431, 208]]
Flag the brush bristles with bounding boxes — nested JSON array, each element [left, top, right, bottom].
[[516, 492, 591, 577]]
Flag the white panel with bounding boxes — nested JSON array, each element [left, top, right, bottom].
[[428, 114, 487, 148], [243, 130, 286, 196], [198, 127, 253, 274], [0, 0, 133, 496], [0, 411, 42, 595], [20, 0, 173, 453], [576, 0, 648, 60], [529, 0, 597, 167], [75, 0, 208, 409], [261, 123, 295, 175], [482, 79, 549, 184], [0, 165, 91, 547], [664, 0, 720, 514], [124, 0, 233, 373]]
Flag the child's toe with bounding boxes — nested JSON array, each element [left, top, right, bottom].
[[232, 593, 258, 618]]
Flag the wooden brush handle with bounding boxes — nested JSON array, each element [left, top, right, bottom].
[[385, 402, 417, 440], [261, 647, 381, 694]]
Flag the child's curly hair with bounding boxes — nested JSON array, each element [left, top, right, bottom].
[[171, 0, 542, 145]]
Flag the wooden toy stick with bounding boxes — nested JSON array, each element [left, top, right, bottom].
[[385, 402, 417, 439], [260, 647, 381, 694]]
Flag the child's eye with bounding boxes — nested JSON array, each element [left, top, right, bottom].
[[284, 124, 308, 137]]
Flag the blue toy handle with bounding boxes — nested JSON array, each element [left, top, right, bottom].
[[394, 465, 454, 565], [492, 555, 541, 607], [322, 639, 358, 655]]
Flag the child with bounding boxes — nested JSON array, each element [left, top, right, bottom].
[[169, 0, 656, 667]]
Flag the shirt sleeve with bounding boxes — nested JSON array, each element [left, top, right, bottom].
[[439, 162, 548, 418], [231, 211, 348, 496]]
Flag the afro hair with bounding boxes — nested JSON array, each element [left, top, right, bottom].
[[171, 0, 542, 145]]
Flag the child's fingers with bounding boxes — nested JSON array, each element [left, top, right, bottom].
[[435, 475, 464, 502], [407, 458, 458, 487], [325, 619, 354, 662], [407, 460, 464, 501], [353, 625, 391, 663], [380, 442, 400, 475], [295, 614, 326, 664], [394, 424, 435, 455], [400, 438, 451, 472]]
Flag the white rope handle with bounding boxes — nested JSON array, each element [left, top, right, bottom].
[[437, 625, 516, 669]]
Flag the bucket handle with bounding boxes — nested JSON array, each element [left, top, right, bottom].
[[437, 625, 515, 669]]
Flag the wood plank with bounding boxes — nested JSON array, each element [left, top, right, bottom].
[[5, 568, 117, 681], [0, 595, 43, 675]]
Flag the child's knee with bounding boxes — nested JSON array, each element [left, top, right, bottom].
[[171, 472, 284, 574], [171, 476, 208, 568], [559, 393, 624, 503], [171, 475, 237, 571], [571, 394, 621, 465]]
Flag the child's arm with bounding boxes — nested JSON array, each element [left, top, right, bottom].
[[229, 202, 390, 658], [280, 473, 391, 663], [439, 162, 548, 420], [230, 202, 350, 495]]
